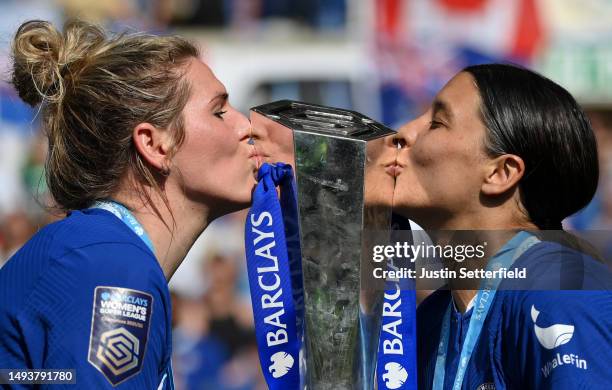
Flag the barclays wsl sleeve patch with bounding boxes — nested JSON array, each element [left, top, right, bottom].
[[88, 286, 153, 386]]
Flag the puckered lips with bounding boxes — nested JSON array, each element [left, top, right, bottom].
[[384, 160, 405, 177], [248, 145, 264, 168]]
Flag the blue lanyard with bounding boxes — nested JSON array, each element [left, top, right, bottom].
[[91, 201, 175, 390], [432, 231, 540, 390], [91, 200, 155, 253]]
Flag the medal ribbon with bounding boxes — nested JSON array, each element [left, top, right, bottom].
[[245, 163, 302, 389], [376, 215, 417, 390]]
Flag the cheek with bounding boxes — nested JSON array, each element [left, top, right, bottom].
[[176, 125, 240, 177], [409, 134, 447, 174], [405, 134, 479, 201], [209, 127, 241, 158]]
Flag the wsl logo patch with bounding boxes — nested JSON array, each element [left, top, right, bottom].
[[88, 286, 153, 386], [96, 328, 140, 375]]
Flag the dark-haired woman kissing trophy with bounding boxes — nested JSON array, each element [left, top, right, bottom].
[[386, 64, 612, 390]]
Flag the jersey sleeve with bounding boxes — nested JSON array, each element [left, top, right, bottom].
[[8, 242, 171, 390], [495, 290, 612, 390]]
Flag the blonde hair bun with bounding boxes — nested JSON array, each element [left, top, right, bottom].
[[11, 20, 105, 106]]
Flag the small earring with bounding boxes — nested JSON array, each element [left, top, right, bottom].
[[160, 166, 170, 176]]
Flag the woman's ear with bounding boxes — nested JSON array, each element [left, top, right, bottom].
[[132, 122, 172, 172], [481, 154, 525, 196]]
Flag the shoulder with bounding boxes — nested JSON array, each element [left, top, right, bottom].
[[0, 208, 158, 297], [496, 234, 612, 336], [0, 210, 171, 387], [497, 289, 612, 329], [0, 208, 167, 339], [48, 208, 154, 258], [7, 210, 167, 320], [497, 232, 612, 323], [506, 235, 612, 289]]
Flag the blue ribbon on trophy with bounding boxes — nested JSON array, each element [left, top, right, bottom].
[[245, 163, 302, 390], [376, 214, 417, 390], [246, 163, 417, 389]]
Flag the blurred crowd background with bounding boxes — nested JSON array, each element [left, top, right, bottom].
[[0, 0, 611, 388]]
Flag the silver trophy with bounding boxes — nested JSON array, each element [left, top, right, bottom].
[[250, 100, 396, 389]]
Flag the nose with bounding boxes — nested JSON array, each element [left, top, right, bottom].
[[234, 110, 252, 141], [393, 114, 427, 149], [249, 113, 267, 142], [384, 130, 399, 148]]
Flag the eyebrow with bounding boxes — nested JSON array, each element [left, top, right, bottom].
[[209, 92, 228, 106], [432, 98, 454, 123]]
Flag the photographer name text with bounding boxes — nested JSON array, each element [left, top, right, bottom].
[[373, 267, 527, 280]]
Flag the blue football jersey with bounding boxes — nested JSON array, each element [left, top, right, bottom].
[[418, 239, 612, 390], [0, 209, 173, 389]]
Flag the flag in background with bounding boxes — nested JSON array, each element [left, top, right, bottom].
[[374, 0, 545, 126]]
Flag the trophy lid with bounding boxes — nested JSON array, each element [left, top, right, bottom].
[[250, 100, 395, 141]]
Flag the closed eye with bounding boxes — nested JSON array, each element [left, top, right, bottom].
[[214, 110, 227, 119], [429, 120, 443, 129]]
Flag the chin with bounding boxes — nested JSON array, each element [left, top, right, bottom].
[[393, 207, 415, 222], [393, 196, 421, 214], [202, 187, 253, 220], [209, 200, 250, 221], [392, 202, 436, 227], [229, 190, 254, 211]]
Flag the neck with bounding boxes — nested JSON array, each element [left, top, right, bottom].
[[451, 289, 477, 313], [114, 188, 212, 281], [446, 228, 511, 314], [424, 209, 538, 313], [416, 206, 538, 231]]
